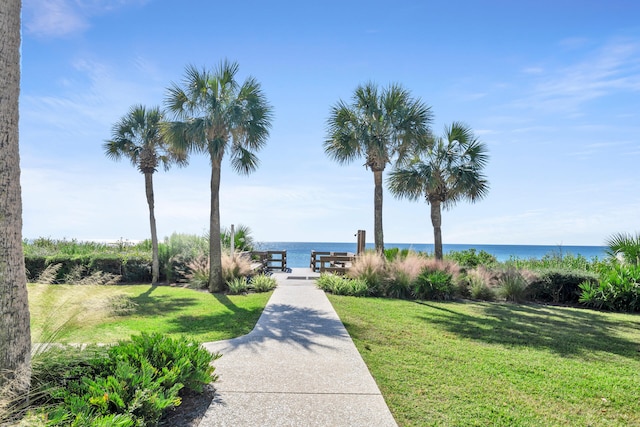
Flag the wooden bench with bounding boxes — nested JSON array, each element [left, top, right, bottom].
[[310, 251, 355, 274]]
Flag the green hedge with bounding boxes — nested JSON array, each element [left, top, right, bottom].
[[25, 254, 152, 283], [526, 268, 599, 304]]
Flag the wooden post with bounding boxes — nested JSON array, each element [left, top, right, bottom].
[[357, 230, 366, 255], [230, 224, 235, 260]]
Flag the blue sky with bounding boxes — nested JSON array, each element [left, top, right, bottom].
[[19, 0, 640, 245]]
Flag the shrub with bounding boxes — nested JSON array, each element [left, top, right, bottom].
[[227, 277, 249, 294], [526, 268, 598, 303], [63, 265, 120, 285], [250, 274, 277, 292], [317, 273, 342, 293], [383, 247, 412, 262], [317, 274, 370, 296], [159, 233, 209, 283], [505, 252, 602, 272], [422, 258, 462, 278], [24, 255, 47, 281], [446, 248, 498, 269], [35, 262, 62, 284], [221, 252, 253, 284], [186, 256, 210, 289], [120, 256, 153, 283], [17, 333, 219, 426], [497, 269, 528, 303], [385, 252, 429, 299], [348, 252, 387, 292], [466, 267, 496, 301], [579, 265, 640, 312], [413, 270, 455, 300], [110, 333, 219, 392]]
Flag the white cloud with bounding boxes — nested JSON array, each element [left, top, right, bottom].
[[520, 38, 640, 114], [23, 0, 89, 37], [23, 0, 149, 37]]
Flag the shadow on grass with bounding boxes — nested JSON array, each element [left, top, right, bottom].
[[418, 301, 640, 359], [195, 302, 349, 353], [127, 286, 199, 317], [164, 293, 267, 338]]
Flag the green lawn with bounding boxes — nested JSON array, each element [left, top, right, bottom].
[[328, 295, 640, 427], [28, 284, 271, 343]]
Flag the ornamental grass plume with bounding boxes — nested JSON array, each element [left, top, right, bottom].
[[388, 251, 429, 284], [348, 251, 387, 291]]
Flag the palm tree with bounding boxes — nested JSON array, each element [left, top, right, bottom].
[[325, 82, 433, 253], [104, 105, 183, 284], [164, 60, 273, 292], [605, 232, 640, 266], [0, 0, 32, 398], [221, 224, 256, 252], [388, 122, 489, 260]]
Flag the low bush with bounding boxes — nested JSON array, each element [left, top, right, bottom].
[[497, 268, 528, 303], [579, 265, 640, 312], [413, 270, 455, 300], [227, 277, 249, 294], [250, 274, 277, 292], [186, 256, 210, 289], [24, 333, 219, 426], [383, 247, 412, 262], [446, 248, 498, 269], [221, 253, 253, 284], [159, 233, 209, 283], [465, 267, 496, 301], [348, 252, 387, 293], [25, 254, 150, 284], [317, 274, 370, 297], [526, 268, 598, 303], [504, 252, 604, 273], [384, 252, 429, 299]]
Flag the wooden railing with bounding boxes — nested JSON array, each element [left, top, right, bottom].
[[250, 250, 287, 271], [310, 251, 355, 274]]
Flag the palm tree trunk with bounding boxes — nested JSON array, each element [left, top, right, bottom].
[[430, 200, 443, 260], [0, 0, 31, 397], [373, 169, 384, 253], [144, 172, 159, 284], [208, 157, 224, 292]]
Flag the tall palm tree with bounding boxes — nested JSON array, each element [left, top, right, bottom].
[[325, 82, 433, 253], [0, 0, 32, 397], [104, 105, 183, 284], [388, 122, 489, 260], [164, 60, 273, 292]]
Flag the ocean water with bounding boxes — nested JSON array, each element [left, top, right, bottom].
[[254, 242, 608, 268]]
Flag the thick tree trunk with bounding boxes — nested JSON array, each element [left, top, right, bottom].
[[430, 201, 443, 260], [144, 172, 159, 284], [373, 169, 384, 253], [208, 158, 224, 292], [0, 0, 32, 397]]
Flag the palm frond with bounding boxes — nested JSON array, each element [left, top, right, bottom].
[[605, 232, 640, 265], [230, 146, 260, 175]]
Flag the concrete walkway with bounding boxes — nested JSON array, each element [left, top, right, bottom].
[[199, 268, 397, 427]]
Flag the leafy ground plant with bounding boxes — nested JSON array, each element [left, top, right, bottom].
[[23, 333, 219, 426], [329, 296, 640, 426], [227, 277, 249, 294], [250, 274, 277, 292]]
